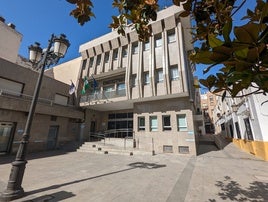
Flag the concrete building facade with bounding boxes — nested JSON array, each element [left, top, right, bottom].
[[0, 18, 84, 154], [78, 6, 199, 155]]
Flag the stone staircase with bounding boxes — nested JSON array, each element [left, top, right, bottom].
[[77, 138, 152, 156]]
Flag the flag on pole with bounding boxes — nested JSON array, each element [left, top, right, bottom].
[[69, 81, 76, 95], [81, 76, 89, 95], [91, 75, 98, 91]]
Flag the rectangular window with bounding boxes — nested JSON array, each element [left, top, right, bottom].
[[178, 146, 189, 154], [132, 42, 138, 54], [244, 118, 254, 140], [144, 72, 150, 85], [167, 30, 176, 43], [163, 145, 173, 153], [155, 36, 162, 47], [122, 46, 128, 57], [89, 57, 94, 67], [163, 115, 171, 131], [156, 69, 163, 83], [82, 59, 87, 70], [150, 116, 158, 131], [54, 94, 68, 106], [117, 83, 126, 96], [170, 65, 179, 80], [0, 77, 23, 96], [144, 41, 150, 51], [132, 74, 137, 87], [138, 117, 145, 131], [235, 122, 241, 139], [96, 55, 101, 65], [113, 49, 118, 60], [104, 52, 109, 63], [177, 114, 187, 131]]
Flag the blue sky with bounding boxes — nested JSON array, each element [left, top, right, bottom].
[[0, 0, 118, 63], [1, 0, 256, 78]]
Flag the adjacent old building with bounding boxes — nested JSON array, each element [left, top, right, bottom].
[[213, 89, 268, 161], [0, 17, 84, 154]]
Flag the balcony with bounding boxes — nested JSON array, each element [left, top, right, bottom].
[[80, 89, 126, 104]]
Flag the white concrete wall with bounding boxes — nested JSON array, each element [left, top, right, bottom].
[[45, 57, 82, 86], [0, 20, 22, 63]]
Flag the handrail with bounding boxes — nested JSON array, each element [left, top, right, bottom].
[[0, 88, 77, 108]]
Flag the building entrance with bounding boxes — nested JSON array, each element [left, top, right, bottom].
[[107, 112, 133, 138], [0, 122, 15, 153]]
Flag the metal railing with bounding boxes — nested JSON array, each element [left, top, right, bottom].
[[80, 89, 126, 103], [89, 128, 135, 148], [0, 88, 76, 108]]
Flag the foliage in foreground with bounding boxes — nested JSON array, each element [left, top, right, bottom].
[[66, 0, 268, 99]]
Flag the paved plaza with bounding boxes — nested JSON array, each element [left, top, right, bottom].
[[0, 138, 268, 202]]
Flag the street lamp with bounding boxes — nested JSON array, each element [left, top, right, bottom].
[[1, 34, 70, 201]]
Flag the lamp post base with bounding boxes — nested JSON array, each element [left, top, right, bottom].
[[1, 159, 27, 201], [1, 188, 24, 201]]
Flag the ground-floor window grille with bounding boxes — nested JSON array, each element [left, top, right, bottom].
[[178, 146, 189, 154], [163, 145, 173, 153]]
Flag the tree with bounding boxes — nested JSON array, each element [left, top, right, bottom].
[[66, 0, 268, 99]]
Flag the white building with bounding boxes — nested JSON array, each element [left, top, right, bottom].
[[213, 89, 268, 161]]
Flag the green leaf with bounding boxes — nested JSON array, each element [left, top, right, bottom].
[[208, 34, 224, 48], [222, 20, 232, 43], [234, 23, 260, 44], [234, 48, 248, 59], [190, 51, 214, 64]]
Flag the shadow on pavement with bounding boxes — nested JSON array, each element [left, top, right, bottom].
[[197, 135, 219, 156], [0, 142, 81, 165], [22, 191, 75, 202], [208, 176, 268, 202], [24, 162, 166, 198]]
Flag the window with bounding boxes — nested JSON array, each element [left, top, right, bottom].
[[170, 66, 179, 80], [138, 117, 145, 131], [0, 77, 23, 96], [117, 83, 126, 96], [163, 115, 171, 131], [113, 49, 118, 60], [104, 52, 109, 63], [54, 94, 68, 106], [122, 46, 128, 57], [144, 41, 150, 51], [156, 69, 163, 83], [177, 114, 187, 131], [163, 145, 173, 153], [132, 43, 138, 54], [144, 72, 150, 85], [167, 30, 176, 43], [178, 146, 189, 154], [150, 116, 158, 131], [96, 55, 101, 65], [155, 36, 162, 47], [82, 59, 87, 70], [235, 122, 241, 139], [132, 74, 137, 87], [89, 57, 94, 67], [244, 118, 254, 140]]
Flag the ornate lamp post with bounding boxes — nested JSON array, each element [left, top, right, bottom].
[[1, 34, 70, 201]]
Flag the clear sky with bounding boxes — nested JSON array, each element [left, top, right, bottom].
[[0, 0, 256, 78], [0, 0, 119, 63]]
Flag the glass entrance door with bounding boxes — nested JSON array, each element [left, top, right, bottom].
[[0, 122, 15, 153]]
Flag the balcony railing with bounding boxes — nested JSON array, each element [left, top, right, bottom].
[[81, 89, 126, 103], [0, 88, 75, 108]]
